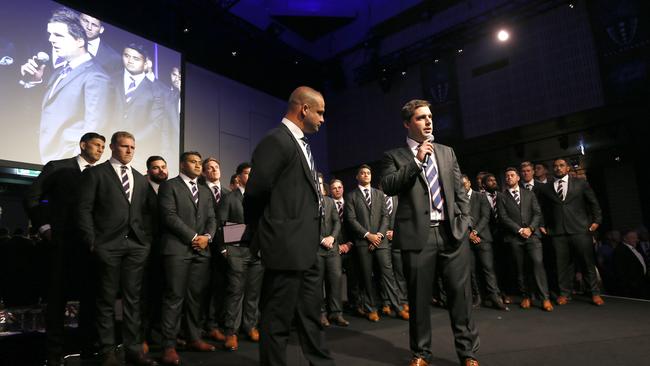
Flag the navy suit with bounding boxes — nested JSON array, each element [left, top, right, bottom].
[[40, 59, 112, 163]]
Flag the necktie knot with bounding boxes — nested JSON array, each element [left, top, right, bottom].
[[121, 165, 128, 172]]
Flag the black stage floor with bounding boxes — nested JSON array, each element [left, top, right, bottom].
[[2, 295, 650, 366]]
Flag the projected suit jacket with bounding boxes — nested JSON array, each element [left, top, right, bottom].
[[39, 58, 112, 163]]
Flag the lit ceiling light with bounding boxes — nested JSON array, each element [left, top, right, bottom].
[[434, 59, 439, 63], [457, 49, 463, 53], [569, 3, 574, 9], [497, 30, 510, 42], [231, 51, 237, 56]]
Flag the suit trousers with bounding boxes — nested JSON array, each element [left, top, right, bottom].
[[552, 234, 600, 297], [317, 252, 343, 315], [341, 251, 361, 307], [205, 250, 229, 330], [509, 238, 549, 300], [141, 248, 164, 341], [469, 241, 501, 298], [161, 253, 211, 347], [46, 239, 97, 357], [223, 245, 264, 334], [259, 258, 335, 366], [402, 225, 479, 362], [355, 245, 403, 312], [390, 248, 409, 304], [94, 239, 149, 354]]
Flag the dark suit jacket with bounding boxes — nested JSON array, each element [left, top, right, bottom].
[[220, 188, 245, 224], [333, 199, 351, 246], [40, 59, 112, 162], [93, 40, 121, 75], [345, 187, 389, 249], [78, 161, 155, 250], [319, 197, 341, 256], [613, 244, 648, 298], [386, 195, 398, 231], [468, 190, 493, 243], [380, 143, 470, 250], [497, 188, 542, 243], [113, 71, 167, 147], [539, 177, 602, 236], [158, 176, 217, 258], [244, 123, 321, 271], [520, 181, 546, 227], [201, 182, 231, 253], [24, 157, 82, 242]]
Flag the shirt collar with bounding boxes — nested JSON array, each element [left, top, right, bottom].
[[524, 180, 535, 186], [87, 38, 100, 56], [281, 118, 305, 140], [406, 136, 420, 155], [76, 154, 94, 171], [206, 180, 221, 191], [67, 52, 92, 70], [238, 186, 245, 195], [124, 69, 147, 86], [358, 185, 371, 192], [467, 189, 473, 198], [110, 157, 130, 169], [179, 172, 197, 185], [556, 175, 568, 183]]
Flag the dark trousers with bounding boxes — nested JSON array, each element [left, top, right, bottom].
[[161, 253, 211, 348], [94, 239, 149, 354], [391, 248, 409, 304], [259, 259, 335, 366], [46, 239, 97, 357], [317, 252, 343, 315], [469, 241, 501, 298], [356, 245, 403, 312], [553, 234, 600, 297], [223, 246, 264, 335], [402, 225, 479, 362], [141, 248, 164, 341], [205, 250, 228, 330], [341, 251, 360, 307], [509, 238, 549, 300]]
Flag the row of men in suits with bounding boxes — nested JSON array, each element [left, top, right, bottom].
[[19, 8, 179, 163], [462, 159, 605, 313]]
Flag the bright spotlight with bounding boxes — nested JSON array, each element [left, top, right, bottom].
[[497, 30, 510, 42]]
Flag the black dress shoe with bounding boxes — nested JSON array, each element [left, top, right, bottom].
[[488, 295, 509, 311], [125, 350, 159, 366], [329, 314, 350, 327]]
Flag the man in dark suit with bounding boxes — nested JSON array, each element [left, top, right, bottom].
[[113, 43, 166, 161], [79, 13, 121, 75], [244, 86, 335, 366], [316, 173, 349, 327], [539, 158, 604, 306], [461, 175, 508, 311], [381, 99, 479, 366], [26, 9, 112, 163], [497, 168, 553, 312], [201, 157, 231, 343], [346, 164, 408, 322], [613, 229, 649, 299], [220, 162, 264, 351], [77, 131, 156, 366], [158, 151, 218, 365], [24, 132, 105, 366]]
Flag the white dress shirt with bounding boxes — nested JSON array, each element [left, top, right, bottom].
[[281, 118, 312, 171], [623, 243, 647, 275], [110, 157, 133, 202], [87, 37, 101, 57], [554, 175, 569, 201], [406, 136, 444, 221], [123, 69, 146, 94]]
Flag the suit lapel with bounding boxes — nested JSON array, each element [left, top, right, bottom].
[[103, 161, 130, 204], [279, 124, 318, 198], [177, 177, 198, 209], [43, 61, 91, 107], [397, 146, 428, 190]]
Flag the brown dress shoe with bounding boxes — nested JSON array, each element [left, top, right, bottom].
[[161, 348, 180, 366], [381, 305, 393, 316], [556, 295, 569, 305], [463, 358, 480, 366], [398, 309, 410, 320], [542, 299, 554, 312], [408, 357, 429, 366], [356, 306, 366, 317], [225, 335, 238, 351], [520, 298, 531, 309], [329, 314, 350, 327], [367, 311, 380, 322], [321, 313, 331, 327], [142, 341, 149, 354], [187, 340, 216, 352], [592, 295, 605, 306], [402, 303, 410, 312], [207, 328, 226, 342], [502, 295, 512, 304], [248, 328, 260, 342]]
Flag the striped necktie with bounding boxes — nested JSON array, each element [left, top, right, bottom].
[[525, 183, 533, 191], [489, 192, 498, 217], [48, 63, 72, 100], [386, 195, 393, 215], [363, 188, 371, 207], [125, 76, 136, 102], [556, 180, 564, 200], [424, 156, 444, 211], [300, 137, 324, 216], [190, 180, 198, 205], [120, 165, 130, 201], [336, 201, 344, 221], [213, 185, 221, 204], [511, 189, 520, 206]]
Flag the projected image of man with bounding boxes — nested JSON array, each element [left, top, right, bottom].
[[38, 8, 112, 164], [114, 43, 166, 168], [79, 13, 121, 74]]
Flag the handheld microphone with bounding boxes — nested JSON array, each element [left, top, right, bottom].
[[33, 51, 50, 67], [423, 133, 434, 163]]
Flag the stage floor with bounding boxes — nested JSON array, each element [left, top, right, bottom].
[[2, 295, 649, 366]]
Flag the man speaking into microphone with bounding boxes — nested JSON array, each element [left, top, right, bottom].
[[380, 99, 479, 366]]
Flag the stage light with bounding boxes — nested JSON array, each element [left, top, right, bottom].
[[497, 30, 510, 42], [183, 28, 190, 33], [457, 49, 463, 53], [401, 71, 407, 76], [569, 3, 574, 9], [434, 59, 439, 63], [231, 51, 237, 56]]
